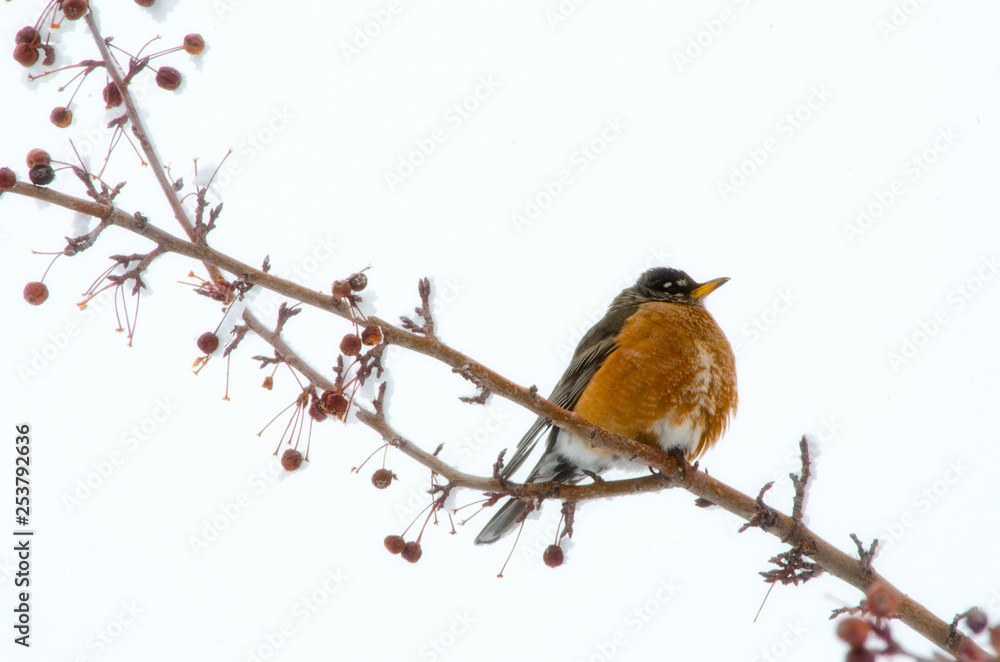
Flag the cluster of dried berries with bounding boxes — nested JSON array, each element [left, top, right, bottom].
[[384, 535, 422, 564], [12, 0, 90, 70], [13, 9, 205, 131], [835, 583, 1000, 661]]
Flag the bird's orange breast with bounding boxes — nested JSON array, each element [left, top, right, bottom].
[[571, 301, 737, 460]]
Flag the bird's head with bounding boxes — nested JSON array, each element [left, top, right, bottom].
[[625, 267, 730, 306]]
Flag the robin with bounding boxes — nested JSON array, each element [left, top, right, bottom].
[[474, 266, 737, 545]]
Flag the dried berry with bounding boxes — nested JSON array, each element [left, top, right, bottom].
[[50, 106, 72, 128], [155, 66, 181, 91], [965, 607, 988, 634], [360, 324, 382, 346], [845, 649, 875, 662], [307, 400, 326, 422], [41, 44, 55, 66], [134, 0, 155, 6], [13, 43, 39, 68], [542, 544, 564, 568], [865, 582, 899, 618], [384, 535, 405, 555], [183, 34, 205, 55], [62, 0, 89, 20], [16, 27, 39, 46], [29, 164, 55, 186], [261, 376, 273, 390], [26, 149, 50, 168], [0, 167, 15, 191], [401, 541, 422, 563], [280, 448, 303, 471], [990, 626, 1000, 655], [196, 331, 219, 354], [320, 390, 349, 416], [331, 280, 352, 298], [348, 271, 368, 291], [102, 82, 123, 108], [371, 468, 393, 489], [23, 282, 49, 306], [340, 333, 362, 356], [836, 618, 871, 649]]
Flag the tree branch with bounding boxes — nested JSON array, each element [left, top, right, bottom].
[[4, 171, 986, 662]]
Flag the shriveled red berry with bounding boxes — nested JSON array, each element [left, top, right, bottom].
[[401, 541, 422, 563], [348, 271, 368, 291], [29, 164, 55, 186], [134, 0, 155, 6], [964, 607, 988, 634], [281, 448, 303, 471], [543, 544, 564, 568], [845, 649, 875, 662], [102, 82, 123, 108], [865, 582, 899, 618], [196, 331, 219, 354], [155, 66, 181, 90], [23, 282, 49, 306], [836, 618, 871, 649], [26, 149, 50, 168], [50, 106, 72, 128], [990, 626, 1000, 655], [16, 27, 39, 46], [331, 279, 352, 298], [13, 43, 39, 68], [320, 390, 349, 416], [360, 325, 382, 346], [0, 167, 15, 191], [183, 34, 205, 55], [384, 535, 405, 555], [262, 376, 274, 390], [340, 333, 362, 356], [307, 400, 326, 422], [371, 468, 393, 489], [62, 0, 89, 20], [40, 44, 55, 67]]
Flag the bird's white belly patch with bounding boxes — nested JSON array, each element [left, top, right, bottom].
[[553, 414, 706, 473]]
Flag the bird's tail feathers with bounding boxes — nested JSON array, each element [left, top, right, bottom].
[[473, 498, 532, 545]]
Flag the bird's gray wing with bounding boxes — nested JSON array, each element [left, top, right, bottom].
[[500, 302, 639, 479]]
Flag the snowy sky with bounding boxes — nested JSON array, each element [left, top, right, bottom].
[[2, 1, 1000, 660]]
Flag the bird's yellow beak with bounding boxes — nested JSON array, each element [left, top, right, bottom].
[[690, 277, 730, 300]]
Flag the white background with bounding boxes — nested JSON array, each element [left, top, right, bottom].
[[2, 1, 1000, 660]]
